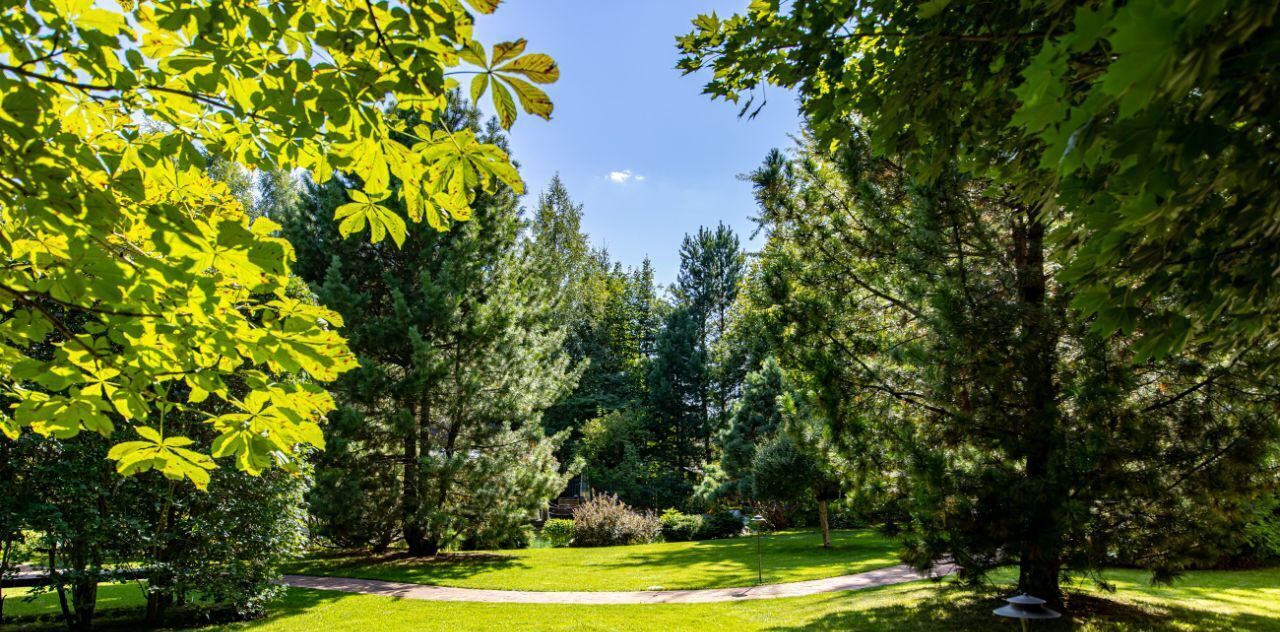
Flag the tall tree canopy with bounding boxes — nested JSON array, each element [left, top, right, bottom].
[[652, 224, 745, 465], [0, 0, 556, 486], [678, 0, 1279, 366], [529, 178, 641, 454], [740, 129, 1279, 601], [287, 106, 573, 556]]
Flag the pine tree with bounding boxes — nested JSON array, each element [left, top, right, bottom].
[[743, 130, 1280, 601], [286, 105, 574, 555], [714, 357, 786, 500], [667, 224, 745, 462]]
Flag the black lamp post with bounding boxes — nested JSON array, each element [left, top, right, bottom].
[[993, 593, 1061, 631], [749, 514, 767, 585]]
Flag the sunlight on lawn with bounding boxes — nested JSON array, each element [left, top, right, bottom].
[[282, 530, 900, 591], [6, 567, 1278, 631]]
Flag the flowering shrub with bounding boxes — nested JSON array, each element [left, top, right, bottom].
[[572, 495, 660, 547]]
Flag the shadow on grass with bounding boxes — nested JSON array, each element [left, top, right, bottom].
[[0, 586, 357, 631], [586, 531, 899, 586], [765, 588, 1280, 632], [284, 550, 528, 585]]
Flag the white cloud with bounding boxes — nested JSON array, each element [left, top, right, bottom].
[[608, 169, 644, 184]]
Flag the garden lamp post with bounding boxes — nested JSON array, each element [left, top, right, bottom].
[[749, 514, 767, 585], [993, 593, 1061, 631]]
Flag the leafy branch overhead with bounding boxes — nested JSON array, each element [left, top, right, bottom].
[[0, 0, 554, 488], [676, 0, 1280, 365], [460, 38, 560, 129]]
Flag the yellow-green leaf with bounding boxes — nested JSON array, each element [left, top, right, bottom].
[[497, 53, 560, 83], [464, 0, 501, 15], [499, 74, 553, 120], [491, 39, 527, 66], [491, 79, 517, 129], [470, 73, 489, 105]]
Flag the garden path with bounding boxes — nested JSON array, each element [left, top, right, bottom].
[[279, 563, 955, 604]]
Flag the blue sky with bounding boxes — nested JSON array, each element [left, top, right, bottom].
[[472, 1, 802, 288]]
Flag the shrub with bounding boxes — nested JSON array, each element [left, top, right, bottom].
[[827, 502, 864, 530], [462, 523, 534, 550], [1244, 493, 1280, 562], [572, 494, 660, 547], [541, 519, 577, 547], [659, 509, 704, 542], [700, 511, 745, 540]]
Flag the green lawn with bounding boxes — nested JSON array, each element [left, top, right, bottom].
[[3, 567, 1278, 631], [281, 529, 900, 591]]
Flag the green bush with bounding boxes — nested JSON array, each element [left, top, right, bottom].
[[700, 511, 745, 540], [1244, 493, 1280, 561], [659, 509, 704, 542], [541, 519, 576, 547], [572, 494, 660, 547], [657, 509, 744, 542], [462, 523, 535, 550]]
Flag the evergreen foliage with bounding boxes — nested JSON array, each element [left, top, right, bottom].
[[531, 178, 642, 455], [713, 358, 786, 501], [734, 129, 1280, 600], [285, 103, 573, 556], [678, 0, 1280, 365]]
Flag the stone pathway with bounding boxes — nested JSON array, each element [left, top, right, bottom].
[[279, 563, 954, 604]]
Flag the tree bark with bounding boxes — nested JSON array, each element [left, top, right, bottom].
[[146, 484, 177, 624], [0, 536, 13, 623], [51, 546, 72, 632], [1011, 208, 1064, 604], [70, 578, 96, 632], [402, 424, 424, 553], [818, 499, 831, 548]]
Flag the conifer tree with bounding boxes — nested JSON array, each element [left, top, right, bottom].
[[530, 179, 636, 454], [286, 105, 573, 555], [742, 130, 1280, 601], [664, 225, 745, 462], [713, 357, 786, 500]]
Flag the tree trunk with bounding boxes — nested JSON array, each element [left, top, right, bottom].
[[146, 484, 177, 625], [50, 546, 73, 632], [818, 500, 831, 548], [402, 428, 424, 553], [0, 536, 12, 623], [372, 530, 394, 554], [145, 589, 173, 625], [1011, 208, 1064, 604], [408, 539, 440, 557], [70, 578, 96, 632]]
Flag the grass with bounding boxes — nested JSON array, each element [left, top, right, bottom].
[[281, 529, 901, 591], [3, 567, 1278, 631], [2, 582, 144, 621]]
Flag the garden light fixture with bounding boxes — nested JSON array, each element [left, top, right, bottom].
[[993, 593, 1061, 631]]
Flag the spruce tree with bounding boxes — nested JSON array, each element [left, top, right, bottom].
[[530, 178, 637, 455]]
